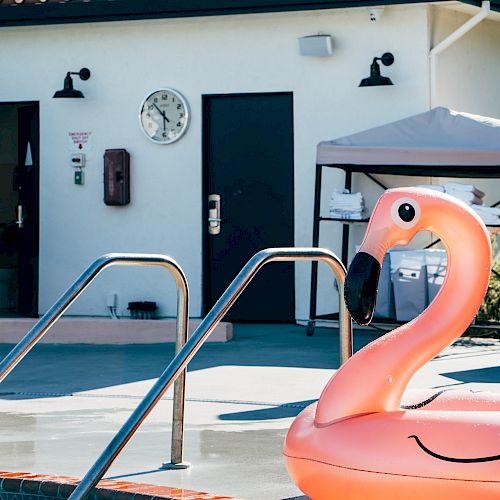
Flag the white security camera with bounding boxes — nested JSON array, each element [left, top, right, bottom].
[[368, 7, 384, 22]]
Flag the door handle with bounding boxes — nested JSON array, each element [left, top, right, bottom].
[[16, 204, 24, 228], [208, 194, 221, 235]]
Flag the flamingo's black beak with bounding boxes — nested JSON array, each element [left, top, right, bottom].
[[344, 252, 381, 325]]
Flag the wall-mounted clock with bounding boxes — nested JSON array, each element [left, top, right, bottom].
[[139, 88, 190, 144]]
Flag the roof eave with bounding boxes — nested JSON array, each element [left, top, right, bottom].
[[0, 0, 465, 28]]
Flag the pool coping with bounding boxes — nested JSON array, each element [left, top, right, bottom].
[[0, 472, 239, 500]]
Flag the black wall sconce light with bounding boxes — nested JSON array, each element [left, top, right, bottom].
[[53, 68, 91, 98], [359, 52, 394, 87]]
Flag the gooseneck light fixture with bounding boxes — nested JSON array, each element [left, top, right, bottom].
[[359, 53, 394, 87], [53, 68, 91, 98]]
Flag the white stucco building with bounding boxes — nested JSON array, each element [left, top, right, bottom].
[[0, 0, 499, 323]]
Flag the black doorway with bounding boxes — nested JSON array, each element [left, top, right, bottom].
[[203, 93, 295, 322], [0, 102, 39, 317]]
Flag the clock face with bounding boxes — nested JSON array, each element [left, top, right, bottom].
[[139, 88, 190, 144]]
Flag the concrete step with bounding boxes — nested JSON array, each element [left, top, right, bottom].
[[0, 318, 232, 344]]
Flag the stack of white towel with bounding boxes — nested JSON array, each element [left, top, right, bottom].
[[472, 205, 500, 226], [417, 182, 485, 205], [416, 182, 499, 226], [329, 190, 366, 220], [444, 182, 485, 206]]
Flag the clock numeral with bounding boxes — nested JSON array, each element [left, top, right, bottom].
[[162, 94, 168, 101], [162, 132, 168, 138], [177, 122, 182, 127], [177, 104, 182, 110], [148, 105, 154, 111], [154, 97, 158, 103]]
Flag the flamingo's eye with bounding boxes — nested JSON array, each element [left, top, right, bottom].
[[398, 203, 415, 222], [390, 197, 420, 229]]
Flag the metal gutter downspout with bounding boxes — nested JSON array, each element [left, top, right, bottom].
[[429, 1, 491, 108]]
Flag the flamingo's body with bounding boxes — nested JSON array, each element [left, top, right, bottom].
[[284, 188, 500, 499], [286, 404, 500, 499], [401, 387, 500, 411]]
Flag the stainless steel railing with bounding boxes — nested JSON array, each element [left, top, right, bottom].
[[0, 253, 190, 469], [69, 247, 351, 500]]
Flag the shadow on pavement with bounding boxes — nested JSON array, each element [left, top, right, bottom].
[[218, 399, 315, 421], [0, 325, 378, 399], [442, 366, 500, 383]]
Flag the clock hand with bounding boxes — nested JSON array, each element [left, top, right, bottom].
[[153, 104, 171, 124], [159, 109, 167, 131]]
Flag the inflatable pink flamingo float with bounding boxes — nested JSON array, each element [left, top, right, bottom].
[[285, 188, 500, 499]]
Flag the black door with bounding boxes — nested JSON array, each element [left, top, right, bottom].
[[203, 93, 295, 322], [16, 104, 39, 316]]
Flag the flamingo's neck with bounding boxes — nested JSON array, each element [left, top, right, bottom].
[[315, 203, 492, 425]]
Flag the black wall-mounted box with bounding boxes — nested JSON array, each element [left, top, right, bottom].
[[104, 148, 130, 206]]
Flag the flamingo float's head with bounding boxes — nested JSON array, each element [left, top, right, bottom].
[[346, 187, 445, 325]]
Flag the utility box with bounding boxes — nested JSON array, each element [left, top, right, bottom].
[[374, 253, 395, 319], [298, 34, 333, 57], [425, 250, 447, 304], [391, 251, 428, 322], [104, 149, 130, 206]]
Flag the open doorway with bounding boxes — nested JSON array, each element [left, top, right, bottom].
[[0, 102, 39, 317]]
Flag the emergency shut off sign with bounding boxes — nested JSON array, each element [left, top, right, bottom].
[[68, 131, 92, 152]]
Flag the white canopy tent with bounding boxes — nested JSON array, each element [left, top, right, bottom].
[[309, 107, 500, 332], [317, 107, 500, 171]]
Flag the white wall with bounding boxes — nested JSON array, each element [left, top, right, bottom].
[[427, 6, 500, 229], [430, 6, 500, 118], [0, 6, 431, 320]]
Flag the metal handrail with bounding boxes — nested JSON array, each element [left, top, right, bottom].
[[69, 247, 351, 500], [0, 253, 190, 468]]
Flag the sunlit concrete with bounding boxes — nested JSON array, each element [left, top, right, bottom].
[[0, 324, 498, 499]]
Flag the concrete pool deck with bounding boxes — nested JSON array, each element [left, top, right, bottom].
[[0, 323, 499, 499]]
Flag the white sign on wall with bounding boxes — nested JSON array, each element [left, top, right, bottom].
[[68, 131, 92, 152]]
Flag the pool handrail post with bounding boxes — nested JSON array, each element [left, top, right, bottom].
[[0, 253, 190, 469], [69, 247, 352, 500], [162, 289, 190, 469]]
